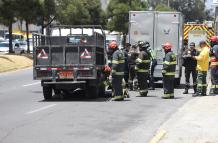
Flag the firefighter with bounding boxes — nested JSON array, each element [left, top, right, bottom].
[[162, 42, 177, 99], [136, 41, 151, 96], [128, 44, 138, 90], [148, 47, 157, 90], [123, 43, 131, 88], [182, 42, 197, 94], [108, 41, 125, 101], [192, 41, 209, 97], [209, 36, 218, 95]]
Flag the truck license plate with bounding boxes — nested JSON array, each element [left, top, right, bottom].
[[59, 71, 73, 78]]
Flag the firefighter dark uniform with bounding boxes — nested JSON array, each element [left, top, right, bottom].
[[123, 43, 131, 88], [162, 43, 176, 99], [136, 41, 151, 96], [209, 36, 218, 95], [109, 41, 125, 101], [193, 41, 209, 97], [128, 45, 138, 90], [182, 42, 197, 94]]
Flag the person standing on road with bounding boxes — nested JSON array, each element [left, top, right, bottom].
[[123, 43, 131, 88], [108, 41, 125, 101], [162, 42, 177, 99], [136, 41, 151, 97], [128, 45, 138, 90], [192, 41, 209, 97], [209, 36, 218, 95], [182, 42, 197, 94]]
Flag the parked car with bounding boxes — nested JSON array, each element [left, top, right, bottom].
[[0, 41, 13, 53], [0, 41, 25, 54]]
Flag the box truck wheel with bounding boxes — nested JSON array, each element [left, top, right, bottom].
[[86, 85, 99, 99], [43, 86, 52, 100]]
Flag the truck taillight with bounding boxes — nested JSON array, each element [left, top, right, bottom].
[[46, 68, 63, 71]]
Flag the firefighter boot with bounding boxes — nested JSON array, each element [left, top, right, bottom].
[[112, 95, 124, 101]]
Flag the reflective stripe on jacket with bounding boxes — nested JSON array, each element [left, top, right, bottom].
[[162, 51, 176, 77], [135, 51, 151, 74], [112, 49, 125, 76]]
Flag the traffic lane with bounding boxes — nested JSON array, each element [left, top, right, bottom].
[[0, 87, 192, 143], [0, 68, 39, 92]]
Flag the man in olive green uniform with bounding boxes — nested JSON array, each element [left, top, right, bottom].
[[162, 42, 177, 99], [136, 41, 151, 96]]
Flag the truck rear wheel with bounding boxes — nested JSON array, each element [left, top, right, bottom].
[[86, 86, 99, 99], [43, 86, 52, 100]]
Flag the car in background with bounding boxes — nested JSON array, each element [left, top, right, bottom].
[[0, 42, 13, 53], [0, 41, 26, 54]]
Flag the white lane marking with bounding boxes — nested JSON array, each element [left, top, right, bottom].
[[23, 82, 40, 87], [26, 104, 57, 114]]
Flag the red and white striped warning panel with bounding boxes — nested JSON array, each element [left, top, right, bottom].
[[80, 49, 91, 59], [37, 49, 48, 59]]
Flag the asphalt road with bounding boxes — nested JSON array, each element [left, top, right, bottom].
[[0, 68, 192, 143]]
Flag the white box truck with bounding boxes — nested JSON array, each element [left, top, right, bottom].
[[128, 11, 183, 85]]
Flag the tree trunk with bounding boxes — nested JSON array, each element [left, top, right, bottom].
[[8, 22, 13, 53], [26, 21, 30, 53]]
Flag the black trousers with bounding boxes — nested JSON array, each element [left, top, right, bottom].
[[137, 72, 149, 96], [211, 68, 218, 94], [163, 76, 174, 97], [149, 59, 157, 88], [112, 75, 123, 97], [185, 68, 197, 90], [124, 73, 129, 88], [128, 65, 136, 89]]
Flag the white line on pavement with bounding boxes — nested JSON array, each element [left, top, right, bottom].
[[23, 82, 41, 87], [26, 104, 57, 114]]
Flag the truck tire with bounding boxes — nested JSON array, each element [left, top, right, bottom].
[[86, 85, 99, 99], [43, 86, 52, 100]]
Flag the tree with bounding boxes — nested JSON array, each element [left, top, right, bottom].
[[0, 0, 17, 53], [155, 4, 174, 11], [106, 0, 148, 44], [56, 0, 91, 25], [38, 0, 56, 34], [56, 0, 105, 26], [15, 0, 42, 53]]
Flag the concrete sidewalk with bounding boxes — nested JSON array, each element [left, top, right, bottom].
[[152, 96, 218, 143]]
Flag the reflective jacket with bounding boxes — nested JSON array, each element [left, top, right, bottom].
[[210, 45, 218, 68], [195, 46, 209, 72], [135, 51, 151, 74], [112, 49, 125, 76], [162, 51, 177, 77]]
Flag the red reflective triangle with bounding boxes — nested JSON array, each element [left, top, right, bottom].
[[37, 49, 48, 59], [80, 49, 91, 59]]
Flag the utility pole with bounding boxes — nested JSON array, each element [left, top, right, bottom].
[[167, 0, 170, 7]]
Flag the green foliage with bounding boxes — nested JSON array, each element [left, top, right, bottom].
[[171, 0, 206, 22], [0, 0, 17, 26], [56, 0, 105, 25], [148, 0, 209, 22], [0, 0, 17, 53], [155, 4, 174, 11], [106, 0, 148, 34]]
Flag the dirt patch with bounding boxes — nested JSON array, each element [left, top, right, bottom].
[[0, 54, 32, 73]]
